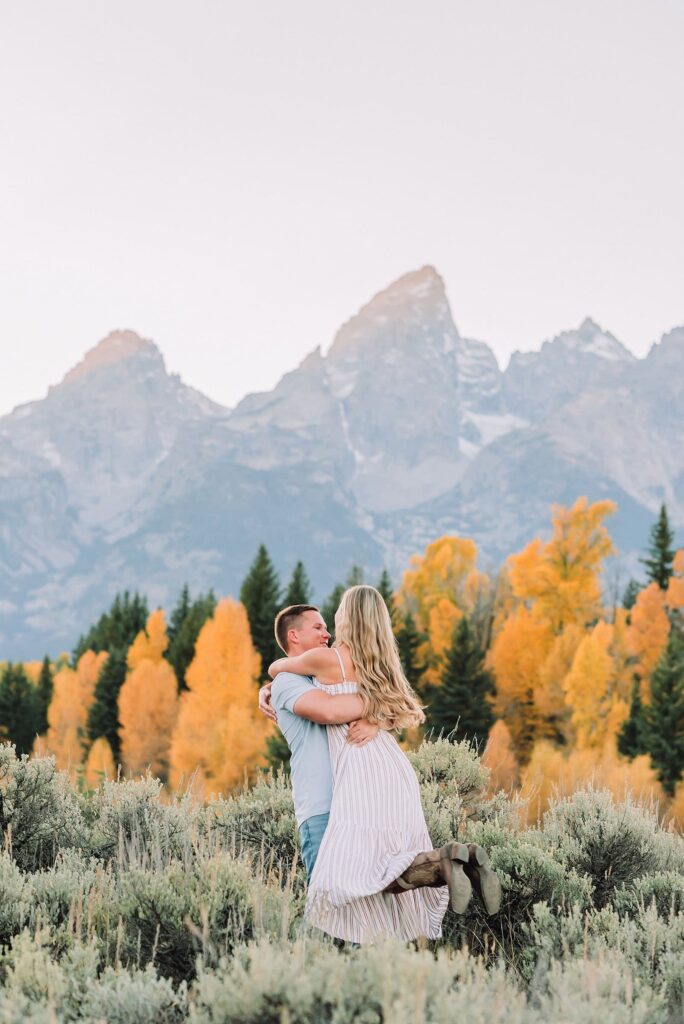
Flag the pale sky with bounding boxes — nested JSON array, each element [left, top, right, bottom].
[[1, 0, 683, 417]]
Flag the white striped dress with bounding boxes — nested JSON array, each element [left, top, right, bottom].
[[304, 664, 449, 944]]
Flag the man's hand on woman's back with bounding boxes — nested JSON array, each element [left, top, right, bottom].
[[258, 681, 277, 722]]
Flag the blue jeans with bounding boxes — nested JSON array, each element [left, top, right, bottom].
[[299, 812, 330, 880]]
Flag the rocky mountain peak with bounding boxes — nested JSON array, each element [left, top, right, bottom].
[[560, 318, 635, 362], [329, 265, 455, 359], [60, 330, 163, 387], [646, 325, 684, 365]]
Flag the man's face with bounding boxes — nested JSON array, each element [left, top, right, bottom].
[[289, 610, 330, 653]]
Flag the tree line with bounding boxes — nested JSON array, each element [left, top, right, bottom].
[[0, 500, 682, 812]]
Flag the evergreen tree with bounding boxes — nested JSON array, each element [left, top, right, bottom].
[[35, 655, 54, 736], [321, 583, 345, 640], [346, 565, 364, 587], [395, 611, 425, 691], [283, 561, 312, 606], [618, 679, 648, 759], [427, 618, 495, 746], [73, 591, 149, 661], [240, 545, 281, 677], [376, 569, 397, 624], [264, 731, 292, 774], [0, 663, 40, 755], [640, 504, 676, 590], [86, 649, 127, 763], [642, 630, 684, 796], [622, 579, 641, 611], [168, 584, 191, 640], [167, 587, 217, 690]]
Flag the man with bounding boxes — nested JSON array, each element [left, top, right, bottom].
[[259, 603, 501, 914], [258, 603, 376, 880]]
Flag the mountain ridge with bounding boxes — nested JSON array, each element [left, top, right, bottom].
[[1, 265, 682, 657]]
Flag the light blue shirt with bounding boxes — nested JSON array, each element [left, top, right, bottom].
[[271, 672, 333, 827]]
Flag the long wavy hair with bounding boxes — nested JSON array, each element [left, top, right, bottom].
[[334, 584, 425, 729]]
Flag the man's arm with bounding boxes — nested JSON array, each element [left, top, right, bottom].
[[293, 690, 365, 726]]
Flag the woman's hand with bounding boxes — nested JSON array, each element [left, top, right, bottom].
[[347, 719, 380, 746]]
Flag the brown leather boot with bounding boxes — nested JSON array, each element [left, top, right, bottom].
[[385, 842, 472, 914], [462, 843, 502, 916]]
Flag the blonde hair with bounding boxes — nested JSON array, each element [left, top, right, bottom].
[[335, 585, 425, 730]]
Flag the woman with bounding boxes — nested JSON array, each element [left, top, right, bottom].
[[268, 584, 462, 944]]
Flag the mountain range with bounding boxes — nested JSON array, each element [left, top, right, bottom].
[[1, 265, 682, 658]]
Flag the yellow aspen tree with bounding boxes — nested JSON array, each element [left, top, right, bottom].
[[628, 582, 670, 700], [119, 609, 179, 781], [488, 605, 553, 762], [398, 536, 480, 622], [666, 549, 684, 612], [535, 624, 584, 744], [45, 651, 107, 777], [563, 622, 614, 749], [481, 719, 519, 794], [508, 497, 615, 632], [84, 736, 115, 788], [397, 535, 490, 684], [520, 740, 568, 821], [422, 598, 463, 687], [127, 608, 169, 666], [76, 650, 108, 712], [168, 598, 272, 796], [522, 741, 663, 819], [489, 566, 517, 642]]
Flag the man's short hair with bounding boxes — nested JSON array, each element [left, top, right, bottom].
[[274, 604, 319, 654]]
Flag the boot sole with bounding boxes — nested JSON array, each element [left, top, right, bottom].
[[447, 860, 472, 914], [471, 845, 502, 916]]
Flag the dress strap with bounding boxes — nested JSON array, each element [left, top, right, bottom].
[[333, 647, 346, 682]]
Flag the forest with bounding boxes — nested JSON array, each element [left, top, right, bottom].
[[1, 495, 683, 824]]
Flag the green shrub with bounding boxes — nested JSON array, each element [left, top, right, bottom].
[[532, 950, 663, 1024], [541, 788, 662, 908], [0, 745, 87, 871], [100, 852, 295, 984], [203, 771, 300, 881], [0, 927, 188, 1023], [189, 938, 530, 1024], [0, 926, 98, 1014], [78, 964, 187, 1024], [444, 819, 592, 965], [612, 871, 684, 919], [526, 899, 684, 1017], [0, 851, 31, 950], [89, 775, 200, 864], [28, 849, 105, 934]]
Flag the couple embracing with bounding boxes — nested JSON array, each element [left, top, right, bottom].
[[259, 584, 501, 945]]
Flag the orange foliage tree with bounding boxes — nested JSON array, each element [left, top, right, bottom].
[[168, 598, 272, 796], [481, 719, 519, 794], [397, 536, 491, 686], [118, 609, 179, 782], [508, 497, 615, 633], [488, 605, 553, 760], [45, 651, 108, 777], [563, 622, 616, 749], [84, 736, 115, 788], [666, 549, 684, 612], [489, 498, 616, 761], [628, 582, 670, 700], [522, 738, 664, 821]]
